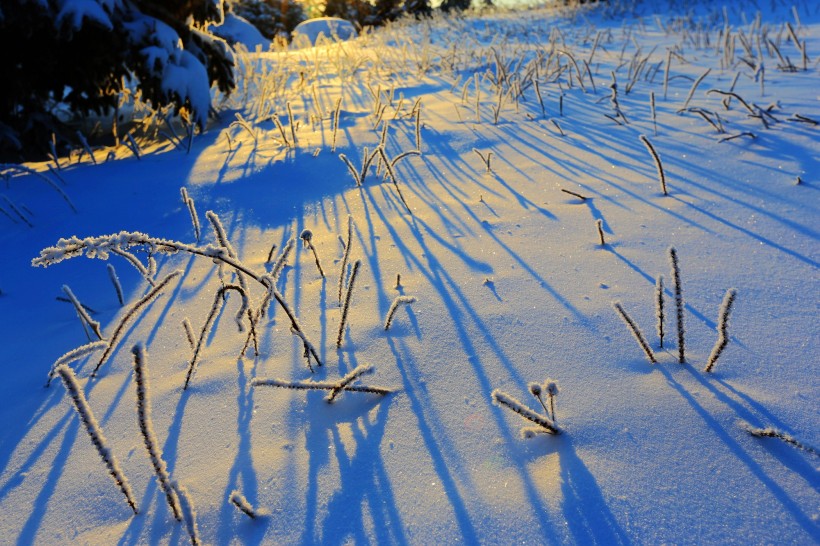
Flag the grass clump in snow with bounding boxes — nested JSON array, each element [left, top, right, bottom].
[[492, 382, 561, 438]]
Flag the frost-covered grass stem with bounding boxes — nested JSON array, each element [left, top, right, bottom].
[[384, 296, 416, 330], [613, 302, 657, 364], [92, 271, 181, 377], [656, 275, 665, 348], [704, 288, 737, 373], [338, 215, 353, 304], [669, 247, 685, 363], [337, 259, 361, 347], [230, 490, 260, 519], [62, 285, 103, 341], [180, 188, 201, 243], [107, 263, 124, 306], [639, 135, 667, 196], [132, 344, 182, 521], [46, 340, 107, 387], [171, 481, 200, 545], [492, 389, 560, 435], [56, 365, 138, 514]]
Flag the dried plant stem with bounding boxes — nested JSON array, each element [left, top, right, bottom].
[[92, 271, 181, 377], [596, 219, 606, 246], [338, 215, 353, 304], [669, 247, 685, 363], [182, 318, 195, 349], [107, 263, 125, 306], [57, 365, 138, 514], [180, 187, 201, 243], [473, 149, 493, 172], [492, 389, 560, 434], [184, 284, 251, 390], [171, 481, 200, 546], [680, 68, 711, 112], [230, 490, 260, 519], [327, 365, 375, 403], [656, 275, 665, 348], [613, 302, 657, 364], [132, 344, 182, 521], [337, 259, 361, 347], [561, 188, 588, 201], [744, 423, 818, 455], [34, 232, 320, 367], [704, 289, 737, 373], [62, 285, 103, 341], [287, 101, 297, 147], [378, 148, 413, 214], [639, 135, 667, 196], [384, 296, 417, 330], [331, 98, 342, 152], [46, 340, 108, 387]]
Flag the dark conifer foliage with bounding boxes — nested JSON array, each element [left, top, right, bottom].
[[0, 0, 235, 159]]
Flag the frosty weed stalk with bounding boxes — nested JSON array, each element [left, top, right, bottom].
[[613, 301, 657, 364], [669, 247, 685, 363], [132, 344, 182, 521], [252, 364, 395, 403], [384, 296, 417, 331], [704, 288, 737, 373], [492, 386, 561, 437], [33, 230, 321, 367], [56, 364, 138, 514]]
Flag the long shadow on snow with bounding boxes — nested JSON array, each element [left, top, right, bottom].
[[298, 379, 406, 545], [657, 366, 820, 540], [216, 357, 268, 545], [388, 336, 564, 542], [411, 162, 589, 325], [16, 417, 79, 545], [680, 367, 820, 494]]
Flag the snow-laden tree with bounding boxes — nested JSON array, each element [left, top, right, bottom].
[[229, 0, 306, 40], [0, 0, 235, 159]]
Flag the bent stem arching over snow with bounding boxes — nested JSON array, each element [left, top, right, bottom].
[[32, 231, 321, 367]]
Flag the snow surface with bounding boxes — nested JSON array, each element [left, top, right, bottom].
[[1, 1, 819, 544]]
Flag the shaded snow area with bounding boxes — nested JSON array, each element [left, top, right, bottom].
[[1, 1, 818, 544]]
